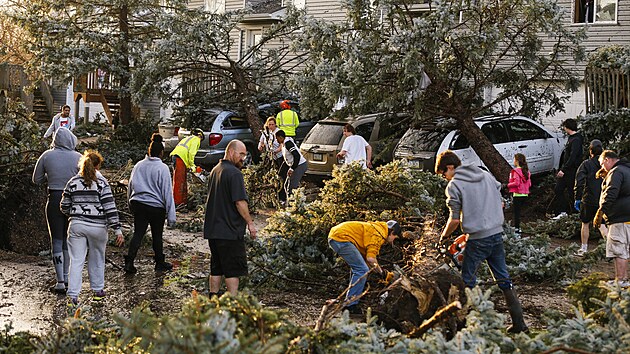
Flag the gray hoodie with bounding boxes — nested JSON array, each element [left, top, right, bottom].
[[128, 155, 176, 225], [446, 164, 504, 240], [32, 127, 82, 191]]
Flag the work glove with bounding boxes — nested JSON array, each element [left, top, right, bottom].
[[574, 200, 581, 211], [593, 209, 604, 229]]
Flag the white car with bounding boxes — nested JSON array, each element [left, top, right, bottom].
[[393, 116, 567, 175]]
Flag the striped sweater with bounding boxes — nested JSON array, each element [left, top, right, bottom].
[[60, 171, 122, 232]]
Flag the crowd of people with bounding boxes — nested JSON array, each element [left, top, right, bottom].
[[33, 108, 629, 330]]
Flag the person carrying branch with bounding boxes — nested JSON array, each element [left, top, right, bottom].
[[327, 220, 401, 314]]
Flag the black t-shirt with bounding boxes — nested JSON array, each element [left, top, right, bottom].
[[203, 160, 249, 240]]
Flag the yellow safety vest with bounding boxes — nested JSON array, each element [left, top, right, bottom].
[[276, 109, 300, 137], [170, 135, 200, 170]]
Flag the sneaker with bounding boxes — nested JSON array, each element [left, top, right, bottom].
[[343, 304, 362, 315], [575, 248, 587, 257], [155, 261, 173, 272], [67, 296, 79, 307], [551, 212, 568, 220], [606, 280, 630, 288], [92, 289, 106, 301], [51, 281, 66, 294]]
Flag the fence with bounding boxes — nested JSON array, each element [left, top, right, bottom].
[[585, 67, 630, 113]]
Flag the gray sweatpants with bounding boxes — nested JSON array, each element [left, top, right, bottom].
[[66, 220, 108, 299]]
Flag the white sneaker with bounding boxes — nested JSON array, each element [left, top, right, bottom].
[[606, 279, 630, 288], [551, 212, 568, 220], [575, 248, 587, 257]]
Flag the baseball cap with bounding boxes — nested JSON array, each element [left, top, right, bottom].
[[386, 220, 402, 237], [589, 139, 602, 148]]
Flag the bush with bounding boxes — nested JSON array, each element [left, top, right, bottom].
[[579, 108, 630, 158], [247, 161, 446, 288]]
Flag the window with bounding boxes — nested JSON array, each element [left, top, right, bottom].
[[205, 0, 225, 14], [480, 122, 509, 144], [506, 120, 550, 141], [282, 0, 305, 10], [450, 133, 470, 150], [238, 29, 263, 61], [304, 123, 344, 145], [355, 122, 374, 142], [574, 0, 616, 23], [224, 115, 248, 129]]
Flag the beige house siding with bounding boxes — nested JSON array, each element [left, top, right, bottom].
[[555, 0, 630, 72]]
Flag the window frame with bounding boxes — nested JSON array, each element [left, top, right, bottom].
[[573, 0, 617, 24]]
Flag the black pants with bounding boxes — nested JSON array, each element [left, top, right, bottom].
[[277, 161, 289, 202], [512, 196, 527, 229], [46, 190, 69, 253], [127, 200, 166, 263], [549, 170, 576, 215]]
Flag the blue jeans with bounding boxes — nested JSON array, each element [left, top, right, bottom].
[[461, 233, 513, 290], [329, 239, 369, 306]]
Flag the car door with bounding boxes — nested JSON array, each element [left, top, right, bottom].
[[480, 121, 512, 166], [448, 132, 482, 167], [505, 118, 554, 174]]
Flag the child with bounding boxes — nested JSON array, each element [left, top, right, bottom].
[[61, 150, 124, 305], [507, 153, 531, 235]]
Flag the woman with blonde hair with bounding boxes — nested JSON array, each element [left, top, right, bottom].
[[61, 150, 123, 305], [258, 116, 283, 166]]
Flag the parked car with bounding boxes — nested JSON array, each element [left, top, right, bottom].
[[300, 113, 403, 177], [393, 115, 567, 175], [176, 102, 315, 169]]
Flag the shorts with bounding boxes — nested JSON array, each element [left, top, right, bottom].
[[579, 203, 598, 224], [208, 239, 248, 277], [605, 223, 630, 259]]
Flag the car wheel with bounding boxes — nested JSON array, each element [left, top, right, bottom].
[[244, 144, 260, 167]]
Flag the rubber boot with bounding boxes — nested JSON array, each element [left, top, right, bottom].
[[123, 255, 137, 274], [502, 288, 528, 334]]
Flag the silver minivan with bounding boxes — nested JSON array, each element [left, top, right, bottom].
[[393, 116, 566, 174]]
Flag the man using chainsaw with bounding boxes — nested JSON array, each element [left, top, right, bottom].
[[435, 150, 528, 333]]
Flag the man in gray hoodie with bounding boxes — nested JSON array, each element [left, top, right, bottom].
[[32, 127, 82, 293], [435, 150, 528, 333]]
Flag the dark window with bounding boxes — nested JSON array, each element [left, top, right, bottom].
[[450, 132, 470, 150], [355, 122, 374, 141], [397, 129, 449, 152], [303, 123, 345, 145], [481, 122, 509, 144], [574, 0, 594, 23], [224, 115, 248, 129], [507, 119, 550, 141]]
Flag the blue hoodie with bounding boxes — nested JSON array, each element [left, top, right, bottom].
[[32, 127, 82, 191]]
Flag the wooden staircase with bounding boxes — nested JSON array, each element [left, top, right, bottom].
[[73, 71, 120, 124], [32, 88, 51, 122]]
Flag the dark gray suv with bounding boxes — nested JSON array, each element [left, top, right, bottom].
[[177, 102, 315, 169]]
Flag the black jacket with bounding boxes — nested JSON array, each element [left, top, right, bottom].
[[561, 132, 584, 173], [600, 159, 630, 225], [574, 157, 603, 206]]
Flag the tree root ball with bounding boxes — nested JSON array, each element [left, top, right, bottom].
[[370, 268, 466, 334]]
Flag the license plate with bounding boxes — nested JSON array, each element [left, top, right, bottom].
[[313, 153, 323, 161], [408, 160, 420, 168]]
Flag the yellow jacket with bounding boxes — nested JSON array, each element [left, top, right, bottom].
[[170, 135, 201, 170], [328, 221, 389, 259], [276, 109, 300, 137]]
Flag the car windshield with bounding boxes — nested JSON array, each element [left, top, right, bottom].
[[397, 128, 449, 152], [303, 122, 345, 145]]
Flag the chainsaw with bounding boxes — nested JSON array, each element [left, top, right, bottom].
[[446, 234, 468, 269]]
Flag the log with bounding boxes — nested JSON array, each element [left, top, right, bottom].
[[408, 300, 462, 338]]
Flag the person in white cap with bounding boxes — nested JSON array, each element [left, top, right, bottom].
[[327, 220, 401, 314], [574, 139, 608, 256]]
